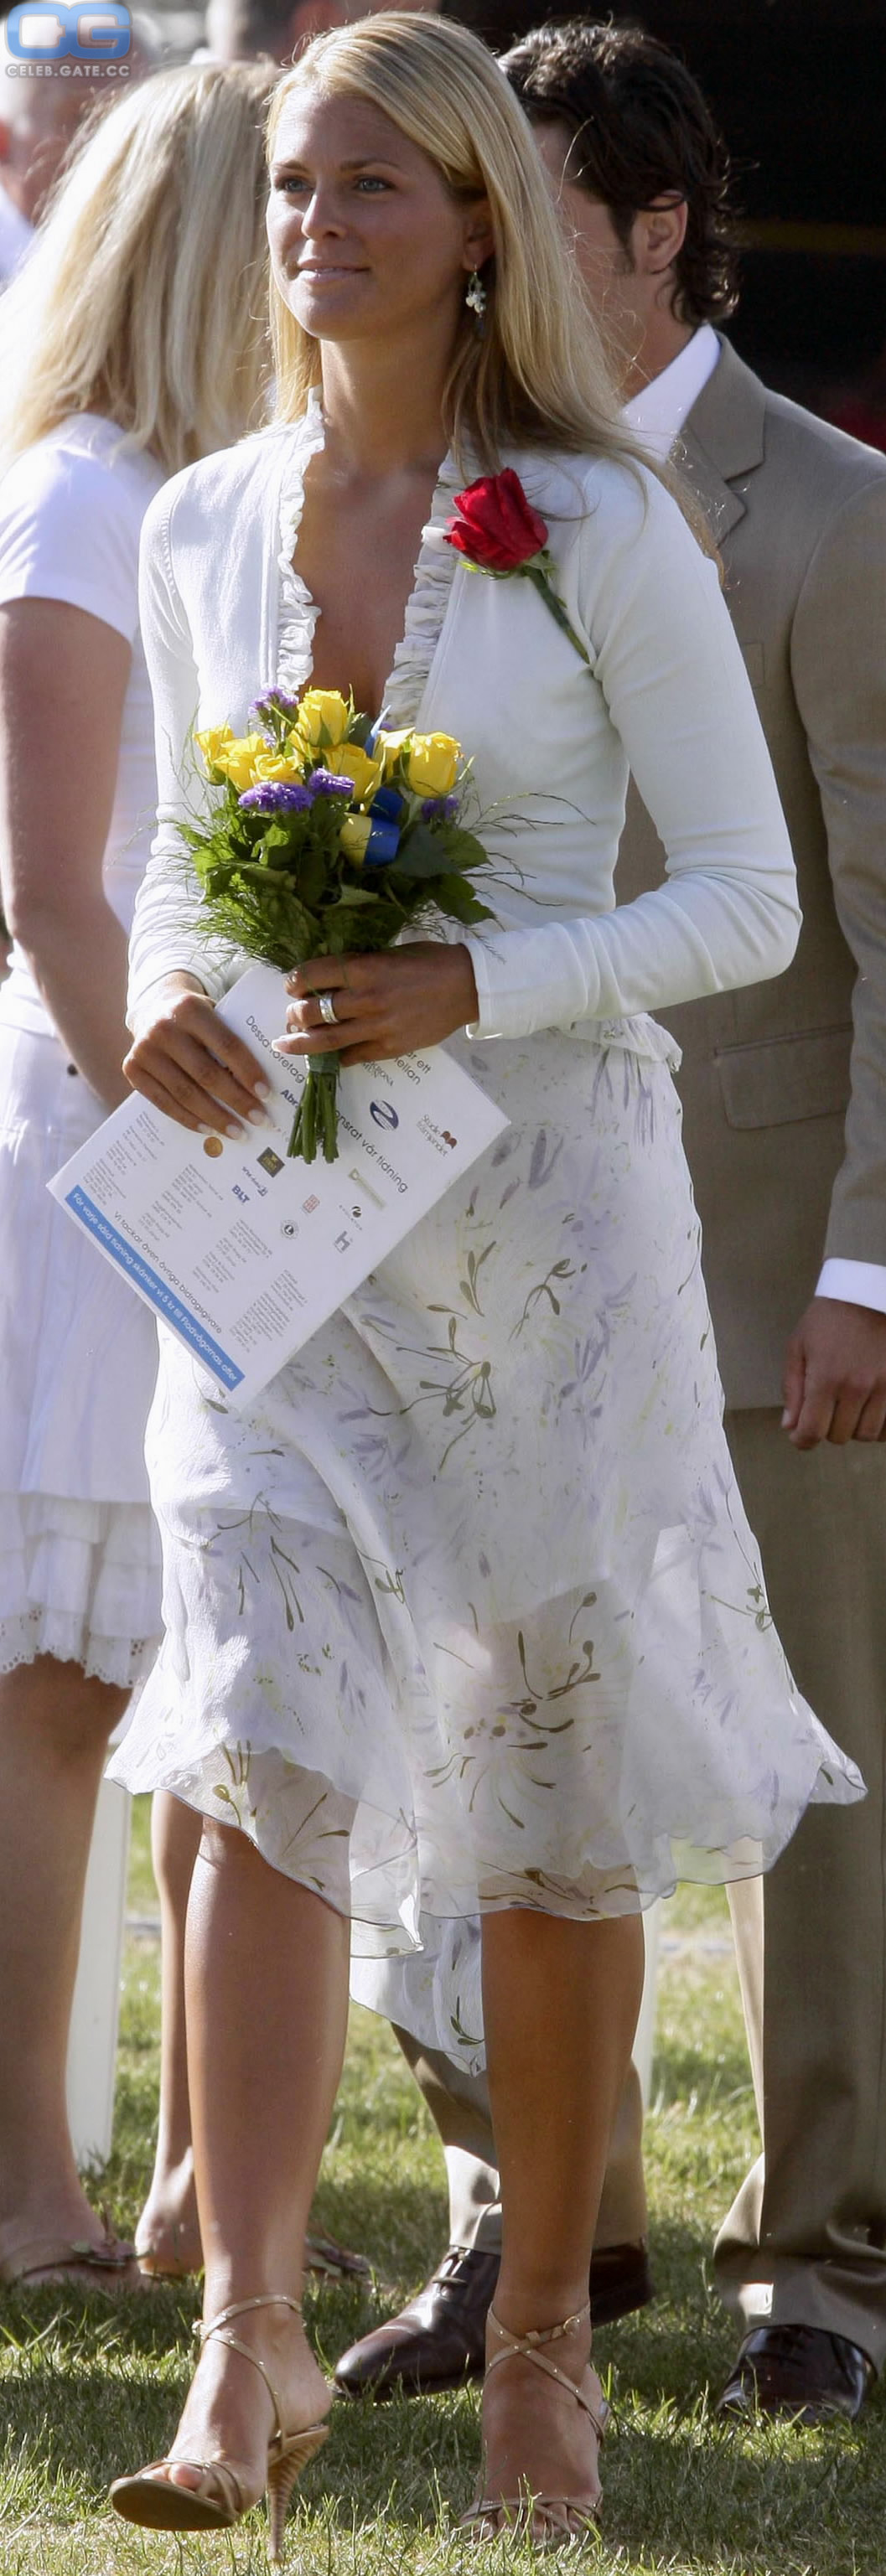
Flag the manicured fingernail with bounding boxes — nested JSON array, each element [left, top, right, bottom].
[[247, 1107, 267, 1126], [255, 1079, 272, 1099], [224, 1120, 242, 1137]]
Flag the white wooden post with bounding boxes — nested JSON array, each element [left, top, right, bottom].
[[65, 1779, 131, 2171], [633, 1900, 661, 2108]]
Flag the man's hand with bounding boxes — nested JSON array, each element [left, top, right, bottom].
[[782, 1296, 886, 1448]]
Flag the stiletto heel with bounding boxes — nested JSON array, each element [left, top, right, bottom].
[[266, 2424, 328, 2564], [459, 2297, 608, 2548], [110, 2290, 329, 2560]]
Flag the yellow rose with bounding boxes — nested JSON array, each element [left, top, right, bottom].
[[194, 722, 234, 776], [403, 732, 461, 796], [252, 746, 306, 786], [294, 690, 350, 750], [339, 812, 371, 863], [322, 742, 384, 805], [210, 732, 267, 793], [376, 728, 412, 778]]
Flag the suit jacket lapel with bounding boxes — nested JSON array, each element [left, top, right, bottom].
[[676, 336, 769, 542]]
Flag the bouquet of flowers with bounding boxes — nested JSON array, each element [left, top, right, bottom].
[[184, 688, 494, 1162]]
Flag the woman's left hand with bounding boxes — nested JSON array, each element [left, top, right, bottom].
[[277, 941, 479, 1067]]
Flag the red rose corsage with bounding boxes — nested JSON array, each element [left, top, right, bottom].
[[445, 468, 591, 667]]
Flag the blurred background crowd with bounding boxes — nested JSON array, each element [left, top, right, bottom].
[[4, 0, 882, 433]]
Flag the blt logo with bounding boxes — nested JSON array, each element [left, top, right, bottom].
[[6, 2, 131, 59]]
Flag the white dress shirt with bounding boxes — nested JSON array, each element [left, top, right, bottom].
[[628, 326, 886, 1322], [623, 321, 721, 456]]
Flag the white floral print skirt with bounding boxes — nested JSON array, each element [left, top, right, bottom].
[[111, 1020, 863, 2026]]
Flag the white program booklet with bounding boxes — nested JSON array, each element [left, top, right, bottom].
[[49, 964, 508, 1410]]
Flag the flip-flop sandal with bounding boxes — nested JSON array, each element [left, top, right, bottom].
[[303, 2233, 372, 2286], [136, 2227, 372, 2288], [0, 2226, 149, 2295]]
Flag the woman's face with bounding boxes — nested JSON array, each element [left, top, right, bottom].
[[267, 86, 492, 349]]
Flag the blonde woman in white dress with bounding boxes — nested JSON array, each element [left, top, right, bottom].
[[110, 15, 863, 2546], [0, 61, 276, 2298]]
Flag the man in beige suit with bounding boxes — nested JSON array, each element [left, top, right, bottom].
[[336, 20, 886, 2423]]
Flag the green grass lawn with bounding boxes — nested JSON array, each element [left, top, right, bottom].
[[2, 1800, 883, 2575]]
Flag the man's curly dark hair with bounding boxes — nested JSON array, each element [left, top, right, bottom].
[[501, 18, 740, 330]]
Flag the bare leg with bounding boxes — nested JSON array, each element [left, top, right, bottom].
[[135, 1792, 202, 2277], [0, 1655, 129, 2267], [479, 1909, 645, 2513], [157, 1819, 350, 2502]]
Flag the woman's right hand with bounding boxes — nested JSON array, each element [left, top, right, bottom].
[[123, 975, 271, 1135]]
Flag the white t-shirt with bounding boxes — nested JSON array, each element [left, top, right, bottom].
[[0, 411, 165, 1035], [0, 185, 33, 289]]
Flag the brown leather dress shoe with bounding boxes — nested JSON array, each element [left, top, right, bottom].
[[334, 2247, 498, 2398], [588, 2240, 654, 2328], [718, 2324, 876, 2424], [334, 2240, 654, 2400]]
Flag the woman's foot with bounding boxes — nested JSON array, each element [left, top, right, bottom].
[[135, 2154, 202, 2279], [148, 2294, 330, 2507], [134, 2165, 370, 2290], [0, 2195, 142, 2294], [469, 2299, 605, 2542]]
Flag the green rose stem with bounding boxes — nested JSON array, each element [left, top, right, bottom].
[[288, 1053, 340, 1163], [525, 555, 592, 669], [462, 550, 591, 669]]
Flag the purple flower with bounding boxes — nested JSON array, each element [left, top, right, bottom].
[[248, 690, 302, 727], [238, 783, 312, 812], [309, 769, 354, 798], [421, 794, 460, 822]]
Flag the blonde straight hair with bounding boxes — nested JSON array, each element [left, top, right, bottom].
[[0, 63, 276, 480], [267, 11, 655, 478]]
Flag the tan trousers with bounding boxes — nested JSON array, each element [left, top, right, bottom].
[[715, 1410, 886, 2367], [393, 1407, 886, 2337], [393, 2020, 648, 2255]]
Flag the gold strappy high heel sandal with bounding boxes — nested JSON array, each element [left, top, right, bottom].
[[110, 2290, 329, 2563], [460, 2298, 609, 2548]]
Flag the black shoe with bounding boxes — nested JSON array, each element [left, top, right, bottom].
[[334, 2238, 654, 2400], [718, 2324, 875, 2425]]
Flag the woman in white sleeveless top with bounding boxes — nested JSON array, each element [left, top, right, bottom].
[[111, 17, 863, 2545], [0, 61, 275, 2296]]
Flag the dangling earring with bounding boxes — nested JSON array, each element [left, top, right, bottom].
[[465, 266, 488, 325]]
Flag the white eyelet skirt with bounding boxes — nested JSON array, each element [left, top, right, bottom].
[[0, 1015, 162, 1690], [110, 1020, 863, 2057]]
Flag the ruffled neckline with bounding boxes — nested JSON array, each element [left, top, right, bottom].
[[276, 389, 327, 699], [276, 389, 464, 728], [382, 447, 463, 731]]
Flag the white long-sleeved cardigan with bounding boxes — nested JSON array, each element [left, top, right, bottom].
[[128, 397, 800, 1042]]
